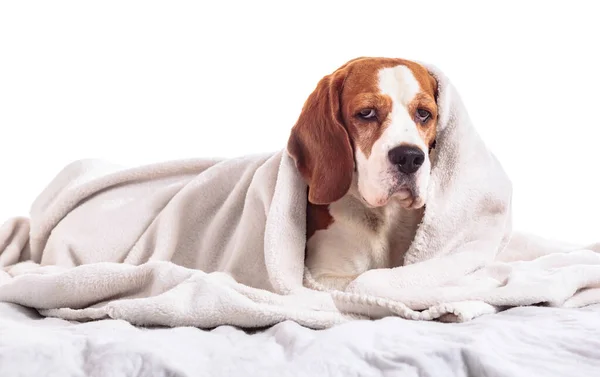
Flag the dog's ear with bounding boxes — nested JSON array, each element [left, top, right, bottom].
[[429, 73, 439, 102], [426, 71, 439, 152], [287, 70, 354, 205]]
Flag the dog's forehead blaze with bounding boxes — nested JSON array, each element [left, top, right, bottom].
[[339, 58, 437, 157]]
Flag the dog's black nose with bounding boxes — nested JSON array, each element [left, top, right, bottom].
[[388, 145, 425, 175]]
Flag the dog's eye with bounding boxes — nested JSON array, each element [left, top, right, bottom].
[[358, 108, 376, 120], [416, 109, 431, 122]]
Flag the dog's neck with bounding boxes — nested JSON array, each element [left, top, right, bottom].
[[331, 179, 424, 267], [304, 179, 424, 290]]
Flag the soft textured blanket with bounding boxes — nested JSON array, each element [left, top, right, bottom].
[[1, 63, 599, 329], [3, 302, 600, 377]]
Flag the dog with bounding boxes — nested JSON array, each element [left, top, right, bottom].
[[287, 57, 438, 290]]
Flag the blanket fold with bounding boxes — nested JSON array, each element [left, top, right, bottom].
[[1, 63, 599, 328]]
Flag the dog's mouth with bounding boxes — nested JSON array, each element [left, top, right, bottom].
[[356, 165, 429, 209], [389, 183, 425, 209], [359, 181, 425, 209]]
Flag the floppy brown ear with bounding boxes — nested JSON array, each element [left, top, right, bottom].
[[429, 72, 439, 102], [427, 72, 439, 151], [287, 71, 354, 205]]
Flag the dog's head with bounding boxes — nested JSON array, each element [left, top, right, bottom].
[[288, 57, 438, 209]]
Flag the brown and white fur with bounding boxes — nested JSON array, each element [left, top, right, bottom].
[[287, 57, 439, 291]]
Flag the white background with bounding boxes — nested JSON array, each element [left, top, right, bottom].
[[1, 1, 598, 244]]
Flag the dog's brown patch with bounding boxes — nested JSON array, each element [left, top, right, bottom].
[[306, 202, 334, 240], [341, 58, 438, 158]]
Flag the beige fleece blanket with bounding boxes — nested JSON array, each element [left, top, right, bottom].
[[1, 64, 599, 329]]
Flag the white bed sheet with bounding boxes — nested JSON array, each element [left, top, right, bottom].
[[1, 303, 600, 377]]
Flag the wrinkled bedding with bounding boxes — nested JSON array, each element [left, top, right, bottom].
[[2, 302, 599, 377]]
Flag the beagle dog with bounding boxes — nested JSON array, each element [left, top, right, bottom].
[[287, 57, 438, 291]]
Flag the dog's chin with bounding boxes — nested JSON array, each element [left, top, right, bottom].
[[360, 186, 426, 210], [360, 194, 390, 208], [391, 187, 426, 210]]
